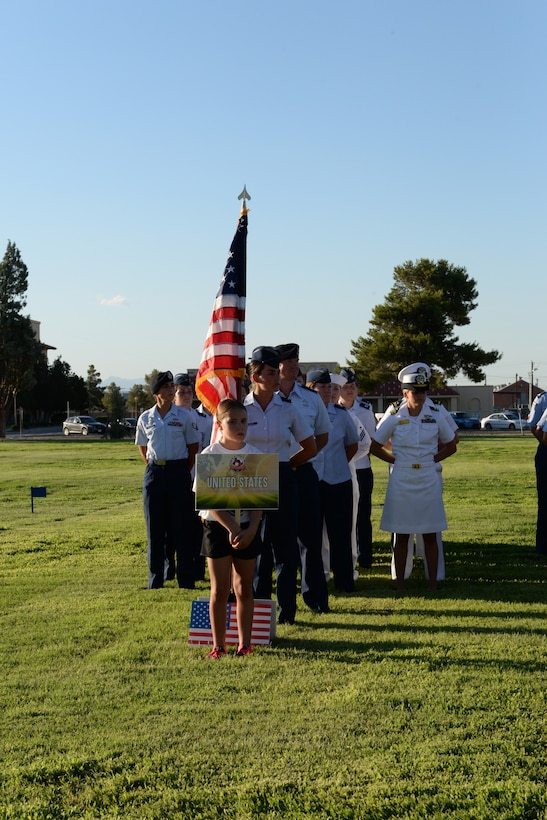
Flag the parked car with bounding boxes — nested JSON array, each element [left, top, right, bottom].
[[62, 415, 107, 436], [480, 412, 529, 431], [121, 418, 138, 437], [449, 411, 481, 430]]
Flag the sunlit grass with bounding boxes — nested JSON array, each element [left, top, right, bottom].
[[1, 436, 546, 818]]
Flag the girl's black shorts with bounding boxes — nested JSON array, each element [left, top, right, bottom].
[[200, 520, 263, 560]]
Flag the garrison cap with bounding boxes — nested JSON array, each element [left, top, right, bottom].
[[150, 371, 174, 394], [173, 372, 191, 386], [340, 367, 358, 384], [307, 367, 331, 385], [329, 372, 347, 387], [275, 343, 300, 360], [250, 346, 281, 367]]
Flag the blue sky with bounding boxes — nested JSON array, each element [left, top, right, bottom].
[[2, 0, 545, 389]]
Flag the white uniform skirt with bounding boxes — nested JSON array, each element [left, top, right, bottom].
[[380, 463, 447, 534]]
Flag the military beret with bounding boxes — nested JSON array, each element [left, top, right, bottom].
[[340, 367, 358, 384], [150, 371, 174, 394]]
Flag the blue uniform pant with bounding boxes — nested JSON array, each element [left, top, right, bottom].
[[254, 463, 299, 622], [356, 467, 374, 567], [296, 463, 329, 612], [143, 460, 194, 588], [320, 478, 354, 592], [535, 443, 547, 557]]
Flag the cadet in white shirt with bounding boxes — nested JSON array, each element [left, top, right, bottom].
[[136, 371, 200, 589], [370, 364, 457, 592], [383, 363, 459, 583], [528, 392, 547, 557], [308, 368, 359, 593], [244, 346, 316, 624], [174, 372, 214, 582], [276, 343, 330, 614], [338, 367, 377, 571]]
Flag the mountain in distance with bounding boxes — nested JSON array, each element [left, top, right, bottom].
[[101, 376, 146, 389]]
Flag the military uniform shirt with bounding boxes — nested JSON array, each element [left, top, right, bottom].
[[243, 392, 313, 462], [136, 404, 199, 462]]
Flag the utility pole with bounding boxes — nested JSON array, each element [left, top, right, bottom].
[[529, 362, 537, 407]]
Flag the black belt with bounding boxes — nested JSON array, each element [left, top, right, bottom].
[[147, 458, 186, 467]]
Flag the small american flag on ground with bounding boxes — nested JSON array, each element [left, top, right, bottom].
[[195, 207, 247, 417], [188, 598, 275, 646]]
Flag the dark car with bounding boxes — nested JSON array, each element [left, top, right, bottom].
[[449, 411, 481, 430], [121, 418, 138, 436], [62, 415, 107, 436]]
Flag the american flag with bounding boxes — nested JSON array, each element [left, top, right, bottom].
[[188, 598, 275, 646], [195, 208, 247, 416]]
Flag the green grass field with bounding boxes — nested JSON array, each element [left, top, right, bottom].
[[1, 435, 546, 819]]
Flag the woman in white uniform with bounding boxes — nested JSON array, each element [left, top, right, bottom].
[[369, 365, 457, 592]]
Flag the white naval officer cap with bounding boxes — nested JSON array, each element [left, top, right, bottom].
[[398, 362, 431, 381], [398, 362, 431, 390], [329, 372, 348, 387]]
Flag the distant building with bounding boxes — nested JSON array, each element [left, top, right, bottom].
[[30, 319, 56, 361]]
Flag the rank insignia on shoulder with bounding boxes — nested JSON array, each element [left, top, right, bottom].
[[358, 399, 372, 409], [390, 400, 402, 415]]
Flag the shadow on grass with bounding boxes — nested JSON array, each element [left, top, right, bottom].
[[350, 540, 546, 605]]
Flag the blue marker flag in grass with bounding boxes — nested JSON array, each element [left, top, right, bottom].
[[31, 486, 46, 512]]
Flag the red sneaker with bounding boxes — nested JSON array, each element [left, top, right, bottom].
[[236, 644, 253, 657], [207, 646, 226, 659]]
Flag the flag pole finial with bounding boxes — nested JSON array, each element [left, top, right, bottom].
[[238, 185, 251, 213]]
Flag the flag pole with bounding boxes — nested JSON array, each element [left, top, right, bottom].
[[195, 188, 250, 419]]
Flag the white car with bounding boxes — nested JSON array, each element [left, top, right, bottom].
[[480, 412, 529, 431]]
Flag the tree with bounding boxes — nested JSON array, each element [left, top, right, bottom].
[[48, 357, 87, 417], [0, 241, 40, 437], [127, 383, 150, 417], [348, 258, 501, 389], [86, 364, 105, 412], [102, 382, 126, 420]]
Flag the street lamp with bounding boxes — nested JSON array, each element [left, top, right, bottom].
[[529, 362, 537, 408]]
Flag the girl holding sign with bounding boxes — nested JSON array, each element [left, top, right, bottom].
[[198, 399, 263, 658]]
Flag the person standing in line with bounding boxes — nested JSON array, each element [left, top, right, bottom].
[[275, 343, 330, 614], [528, 391, 547, 558], [308, 368, 359, 593], [197, 399, 263, 658], [383, 363, 459, 583], [244, 346, 316, 624], [329, 373, 345, 405], [136, 371, 199, 589], [369, 364, 457, 593], [174, 372, 213, 582], [338, 367, 377, 571]]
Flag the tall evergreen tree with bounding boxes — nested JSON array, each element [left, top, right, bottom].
[[0, 242, 40, 437], [86, 364, 105, 412], [102, 382, 126, 420], [348, 258, 501, 389]]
